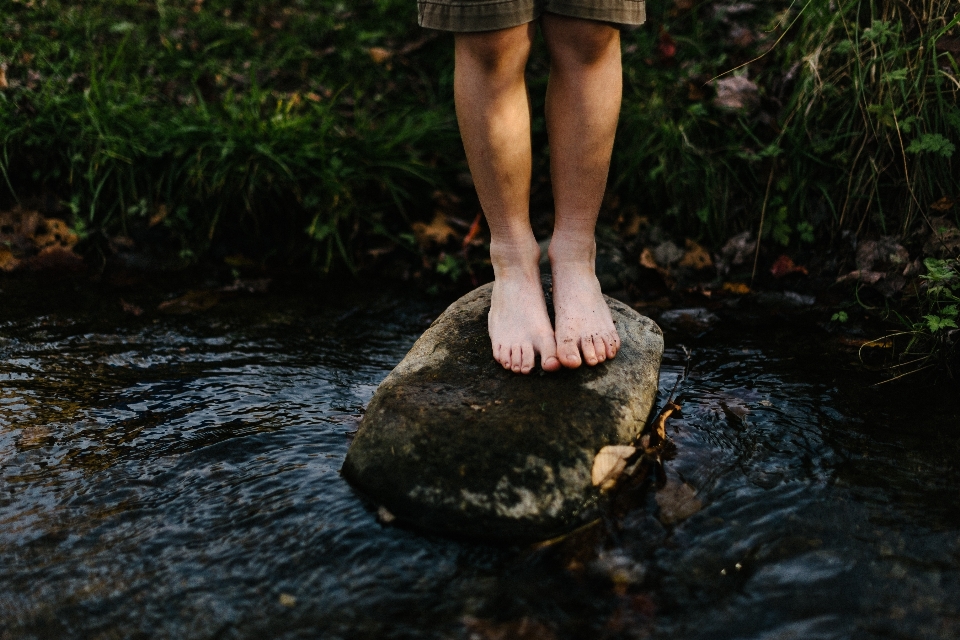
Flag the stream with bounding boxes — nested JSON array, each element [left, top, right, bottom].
[[1, 275, 959, 639]]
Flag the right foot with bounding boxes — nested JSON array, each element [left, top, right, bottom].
[[488, 235, 561, 374]]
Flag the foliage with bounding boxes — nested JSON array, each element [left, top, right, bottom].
[[0, 0, 457, 268]]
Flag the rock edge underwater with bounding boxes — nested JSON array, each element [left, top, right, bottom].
[[342, 278, 664, 542]]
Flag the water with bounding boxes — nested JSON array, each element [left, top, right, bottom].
[[1, 276, 958, 639]]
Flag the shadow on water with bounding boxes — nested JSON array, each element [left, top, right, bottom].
[[1, 275, 959, 639]]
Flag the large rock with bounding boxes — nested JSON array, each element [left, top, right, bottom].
[[342, 278, 663, 542]]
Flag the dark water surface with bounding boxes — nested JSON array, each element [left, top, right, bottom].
[[1, 276, 959, 639]]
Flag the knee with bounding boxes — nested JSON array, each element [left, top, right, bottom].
[[547, 23, 620, 68], [455, 27, 532, 76]]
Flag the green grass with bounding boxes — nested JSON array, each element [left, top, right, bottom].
[[1, 0, 957, 278]]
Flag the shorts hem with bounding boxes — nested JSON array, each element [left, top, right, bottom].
[[418, 0, 646, 32]]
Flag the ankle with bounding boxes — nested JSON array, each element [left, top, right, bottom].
[[489, 233, 541, 278], [548, 232, 596, 269]]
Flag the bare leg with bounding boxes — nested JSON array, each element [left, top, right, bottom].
[[455, 25, 560, 374], [542, 14, 622, 368]]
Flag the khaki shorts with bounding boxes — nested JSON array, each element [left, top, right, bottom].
[[417, 0, 646, 32]]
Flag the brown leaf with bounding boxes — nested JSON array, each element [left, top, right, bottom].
[[678, 239, 713, 270], [923, 217, 960, 258], [0, 247, 19, 272], [376, 505, 396, 524], [463, 616, 556, 640], [713, 76, 759, 111], [656, 480, 702, 525], [639, 247, 659, 270], [0, 64, 7, 90], [462, 212, 483, 248], [120, 300, 144, 316], [148, 204, 168, 228], [31, 218, 78, 249], [21, 246, 84, 272], [157, 290, 220, 314], [411, 212, 457, 248], [368, 47, 393, 64], [770, 254, 808, 278], [836, 269, 884, 285], [930, 196, 955, 212], [650, 401, 680, 447], [721, 281, 751, 295], [591, 445, 637, 490]]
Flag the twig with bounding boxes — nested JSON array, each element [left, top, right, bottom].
[[752, 166, 776, 285], [703, 0, 814, 86]]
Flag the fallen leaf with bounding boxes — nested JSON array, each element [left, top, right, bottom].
[[31, 218, 78, 249], [721, 281, 751, 295], [220, 278, 271, 294], [157, 290, 220, 314], [463, 616, 556, 640], [639, 248, 659, 270], [0, 247, 19, 272], [770, 254, 808, 278], [678, 239, 713, 270], [0, 64, 7, 90], [930, 196, 955, 212], [278, 593, 297, 608], [591, 445, 637, 491], [22, 246, 84, 271], [836, 269, 884, 285], [650, 401, 681, 446], [657, 28, 677, 59], [411, 212, 457, 248], [377, 505, 396, 524], [120, 300, 144, 316], [148, 204, 168, 228], [923, 217, 960, 257], [462, 212, 483, 248], [368, 47, 393, 64], [713, 75, 759, 111], [656, 480, 702, 525]]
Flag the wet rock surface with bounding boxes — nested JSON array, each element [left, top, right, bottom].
[[342, 277, 664, 542]]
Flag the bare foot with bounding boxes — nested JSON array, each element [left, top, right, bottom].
[[488, 236, 561, 374], [549, 235, 620, 368]]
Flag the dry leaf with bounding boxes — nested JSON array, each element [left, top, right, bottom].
[[0, 247, 19, 272], [656, 480, 702, 525], [930, 196, 955, 212], [278, 593, 297, 608], [463, 616, 556, 640], [639, 248, 659, 270], [157, 290, 220, 314], [368, 47, 393, 64], [462, 212, 483, 248], [120, 300, 144, 316], [411, 212, 457, 248], [591, 445, 636, 490], [651, 401, 680, 446], [32, 218, 78, 249], [721, 281, 751, 295], [22, 246, 84, 271], [0, 64, 7, 90], [770, 254, 808, 278], [377, 505, 396, 524], [148, 204, 168, 228], [678, 239, 713, 270], [713, 76, 759, 111]]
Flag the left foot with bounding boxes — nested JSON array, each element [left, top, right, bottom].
[[549, 235, 620, 368]]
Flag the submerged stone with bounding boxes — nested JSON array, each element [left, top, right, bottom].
[[341, 278, 664, 542]]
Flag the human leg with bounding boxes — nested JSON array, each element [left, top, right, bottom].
[[454, 24, 560, 374], [541, 13, 622, 368]]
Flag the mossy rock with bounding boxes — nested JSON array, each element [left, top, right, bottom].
[[342, 277, 663, 542]]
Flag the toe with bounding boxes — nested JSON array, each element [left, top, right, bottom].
[[605, 332, 619, 359], [594, 333, 607, 362], [557, 337, 582, 369], [520, 342, 535, 374], [581, 334, 599, 366], [538, 335, 561, 372], [510, 345, 523, 373]]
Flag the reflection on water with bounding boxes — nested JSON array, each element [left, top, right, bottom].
[[1, 277, 959, 639]]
